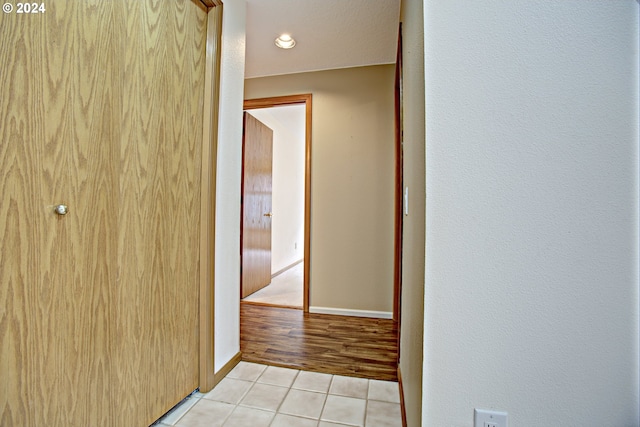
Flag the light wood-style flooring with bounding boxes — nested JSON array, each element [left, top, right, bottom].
[[240, 304, 398, 381]]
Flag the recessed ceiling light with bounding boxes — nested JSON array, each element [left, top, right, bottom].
[[275, 34, 296, 49]]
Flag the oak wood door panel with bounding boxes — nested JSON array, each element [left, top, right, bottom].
[[112, 1, 206, 425], [241, 113, 274, 298], [0, 1, 117, 425], [0, 1, 206, 425]]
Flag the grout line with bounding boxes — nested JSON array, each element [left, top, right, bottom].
[[236, 378, 255, 406], [363, 396, 369, 427], [218, 400, 235, 427], [318, 381, 330, 425], [275, 374, 295, 414], [275, 385, 293, 416], [363, 379, 370, 427], [173, 363, 402, 427]]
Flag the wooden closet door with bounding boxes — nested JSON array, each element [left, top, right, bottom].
[[1, 1, 207, 425], [0, 1, 118, 425], [112, 0, 207, 425]]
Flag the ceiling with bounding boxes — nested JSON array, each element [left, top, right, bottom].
[[248, 104, 306, 140], [244, 0, 401, 79]]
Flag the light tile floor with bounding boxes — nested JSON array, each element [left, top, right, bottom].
[[153, 362, 402, 427]]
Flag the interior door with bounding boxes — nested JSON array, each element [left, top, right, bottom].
[[0, 1, 207, 425], [241, 112, 274, 298]]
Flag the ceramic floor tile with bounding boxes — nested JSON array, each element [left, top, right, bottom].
[[364, 400, 402, 427], [175, 399, 234, 427], [257, 365, 300, 387], [227, 361, 267, 382], [239, 382, 289, 412], [156, 394, 201, 426], [222, 406, 274, 427], [271, 413, 320, 427], [279, 388, 327, 419], [293, 370, 333, 393], [203, 377, 253, 404], [367, 380, 400, 404], [154, 363, 401, 427], [321, 395, 366, 426], [329, 375, 369, 399]]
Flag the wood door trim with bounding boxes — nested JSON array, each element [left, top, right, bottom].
[[243, 94, 312, 312], [397, 366, 408, 427], [199, 3, 223, 393], [199, 0, 223, 8], [393, 25, 404, 325], [213, 351, 242, 385], [241, 300, 303, 310]]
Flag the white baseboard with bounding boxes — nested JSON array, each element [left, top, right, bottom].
[[271, 258, 303, 279], [309, 306, 393, 319]]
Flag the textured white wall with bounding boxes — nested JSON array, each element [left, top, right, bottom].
[[423, 1, 639, 426], [214, 0, 245, 373], [248, 106, 306, 273]]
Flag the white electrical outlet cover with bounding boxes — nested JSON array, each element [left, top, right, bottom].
[[474, 409, 508, 427]]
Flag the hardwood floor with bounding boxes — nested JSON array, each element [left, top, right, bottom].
[[240, 303, 398, 381]]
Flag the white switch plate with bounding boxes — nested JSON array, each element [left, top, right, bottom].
[[474, 409, 508, 427], [404, 186, 409, 216]]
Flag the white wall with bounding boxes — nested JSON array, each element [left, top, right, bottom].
[[423, 1, 639, 426], [214, 0, 245, 373], [248, 106, 306, 273]]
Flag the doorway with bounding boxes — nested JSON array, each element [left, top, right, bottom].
[[241, 95, 312, 311]]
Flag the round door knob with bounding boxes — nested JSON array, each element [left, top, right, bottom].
[[54, 204, 69, 216]]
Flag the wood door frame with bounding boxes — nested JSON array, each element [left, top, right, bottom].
[[243, 94, 312, 312], [394, 25, 404, 324], [199, 0, 223, 393], [394, 23, 404, 357]]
